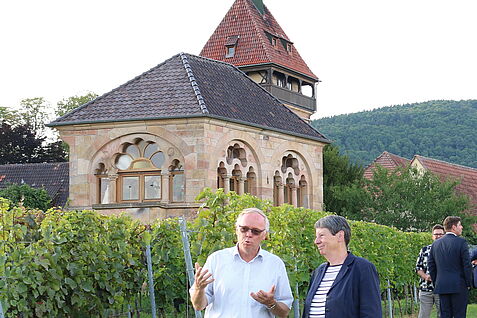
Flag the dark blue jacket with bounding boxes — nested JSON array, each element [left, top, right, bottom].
[[428, 233, 472, 293], [302, 252, 382, 318]]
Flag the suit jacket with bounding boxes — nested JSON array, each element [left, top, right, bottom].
[[471, 248, 477, 288], [302, 252, 382, 318], [428, 233, 472, 294]]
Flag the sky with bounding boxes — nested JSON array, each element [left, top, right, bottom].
[[1, 0, 477, 119]]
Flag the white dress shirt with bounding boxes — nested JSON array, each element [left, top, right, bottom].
[[196, 245, 293, 318]]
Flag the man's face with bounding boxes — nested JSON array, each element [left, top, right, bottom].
[[236, 213, 267, 253], [432, 229, 445, 241], [314, 227, 342, 257], [453, 221, 463, 236]]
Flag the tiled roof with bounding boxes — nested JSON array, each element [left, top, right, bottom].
[[0, 162, 69, 207], [49, 53, 328, 142], [200, 0, 318, 80], [364, 151, 410, 179], [412, 155, 477, 215]]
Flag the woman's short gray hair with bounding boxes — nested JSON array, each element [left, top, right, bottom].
[[315, 215, 351, 246], [236, 208, 270, 232]]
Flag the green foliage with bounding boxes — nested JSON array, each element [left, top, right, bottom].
[[322, 144, 367, 215], [312, 100, 477, 168], [18, 98, 51, 137], [361, 166, 471, 232], [0, 106, 17, 125], [0, 183, 51, 210], [55, 92, 98, 117], [150, 218, 187, 314], [0, 205, 146, 317], [0, 190, 450, 316]]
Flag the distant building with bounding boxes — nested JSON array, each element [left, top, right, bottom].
[[0, 162, 69, 207], [365, 151, 477, 216], [46, 0, 329, 222]]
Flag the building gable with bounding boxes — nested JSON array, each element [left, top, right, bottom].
[[200, 0, 317, 80]]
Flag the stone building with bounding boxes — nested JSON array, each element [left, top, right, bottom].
[[48, 0, 329, 222]]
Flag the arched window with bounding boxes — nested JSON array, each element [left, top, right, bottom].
[[114, 139, 164, 202], [218, 142, 258, 196]]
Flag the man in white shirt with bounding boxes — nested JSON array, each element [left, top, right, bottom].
[[190, 208, 293, 317]]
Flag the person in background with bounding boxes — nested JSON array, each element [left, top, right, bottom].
[[302, 215, 382, 318], [428, 216, 472, 318], [416, 224, 445, 318], [190, 208, 293, 317]]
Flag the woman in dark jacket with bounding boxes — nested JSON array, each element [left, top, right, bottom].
[[302, 215, 382, 318]]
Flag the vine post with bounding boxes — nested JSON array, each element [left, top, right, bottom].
[[386, 279, 393, 318], [145, 230, 157, 318], [179, 216, 202, 318], [0, 298, 4, 318]]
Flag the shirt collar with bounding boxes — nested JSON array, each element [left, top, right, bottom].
[[445, 232, 457, 236], [232, 244, 264, 263]]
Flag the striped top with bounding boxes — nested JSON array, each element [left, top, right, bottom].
[[308, 264, 342, 318]]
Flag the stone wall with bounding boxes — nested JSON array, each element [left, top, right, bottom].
[[57, 117, 325, 220]]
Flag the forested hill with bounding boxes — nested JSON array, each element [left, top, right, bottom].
[[311, 100, 477, 168]]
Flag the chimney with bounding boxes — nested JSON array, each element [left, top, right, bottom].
[[252, 0, 265, 15]]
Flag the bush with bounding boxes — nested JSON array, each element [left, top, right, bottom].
[[0, 183, 51, 210], [0, 190, 434, 316]]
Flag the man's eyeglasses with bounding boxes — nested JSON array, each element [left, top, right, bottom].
[[433, 233, 444, 236], [238, 225, 265, 236]]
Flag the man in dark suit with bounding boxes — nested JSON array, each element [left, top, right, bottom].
[[428, 216, 472, 318]]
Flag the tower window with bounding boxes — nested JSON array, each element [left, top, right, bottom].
[[225, 35, 239, 58], [226, 46, 236, 58]]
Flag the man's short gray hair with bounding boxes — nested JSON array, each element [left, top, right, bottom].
[[236, 208, 270, 232], [314, 215, 351, 246]]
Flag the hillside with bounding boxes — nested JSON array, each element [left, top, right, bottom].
[[312, 100, 477, 168]]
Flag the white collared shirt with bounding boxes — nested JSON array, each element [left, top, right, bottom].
[[196, 245, 293, 318]]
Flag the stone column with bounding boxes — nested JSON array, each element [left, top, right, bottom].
[[291, 186, 298, 207], [162, 172, 170, 203], [223, 174, 231, 193], [108, 174, 118, 203], [277, 182, 284, 206], [238, 177, 245, 195]]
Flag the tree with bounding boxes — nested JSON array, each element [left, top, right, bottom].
[[18, 97, 51, 137], [322, 144, 367, 215], [0, 121, 67, 164], [0, 106, 17, 125], [362, 166, 472, 233], [55, 92, 98, 117], [0, 183, 51, 210]]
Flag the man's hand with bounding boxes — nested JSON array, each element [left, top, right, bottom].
[[250, 285, 276, 307], [194, 262, 214, 290], [190, 262, 214, 311]]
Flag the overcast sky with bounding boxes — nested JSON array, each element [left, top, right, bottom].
[[1, 0, 476, 119]]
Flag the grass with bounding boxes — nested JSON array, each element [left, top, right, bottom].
[[136, 303, 477, 317], [393, 303, 477, 318]]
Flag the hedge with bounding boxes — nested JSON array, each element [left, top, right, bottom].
[[0, 189, 431, 316]]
